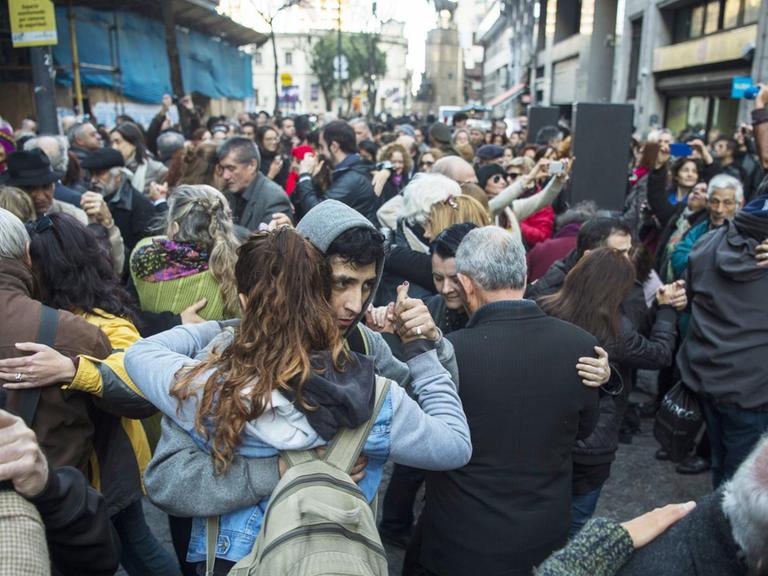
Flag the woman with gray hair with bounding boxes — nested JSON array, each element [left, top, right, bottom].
[[129, 184, 240, 321]]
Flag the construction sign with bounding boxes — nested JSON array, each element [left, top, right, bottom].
[[9, 0, 58, 47]]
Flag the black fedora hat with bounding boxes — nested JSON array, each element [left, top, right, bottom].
[[0, 149, 64, 187]]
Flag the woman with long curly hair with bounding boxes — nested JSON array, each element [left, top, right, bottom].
[[125, 226, 471, 572]]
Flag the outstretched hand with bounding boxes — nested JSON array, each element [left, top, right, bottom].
[[621, 501, 696, 548], [576, 346, 611, 387], [0, 343, 76, 388]]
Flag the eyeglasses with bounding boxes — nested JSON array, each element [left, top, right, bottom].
[[506, 172, 521, 180], [420, 161, 434, 168]]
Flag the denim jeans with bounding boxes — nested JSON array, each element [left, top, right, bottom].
[[569, 485, 604, 538], [700, 399, 768, 489], [111, 499, 181, 576]]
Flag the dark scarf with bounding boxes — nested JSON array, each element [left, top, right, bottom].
[[283, 352, 377, 441]]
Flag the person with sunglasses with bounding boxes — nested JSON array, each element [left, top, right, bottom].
[[416, 149, 441, 174]]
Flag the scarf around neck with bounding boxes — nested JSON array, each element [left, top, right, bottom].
[[133, 238, 210, 282]]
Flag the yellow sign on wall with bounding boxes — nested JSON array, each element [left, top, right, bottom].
[[9, 0, 58, 47], [280, 72, 293, 88]]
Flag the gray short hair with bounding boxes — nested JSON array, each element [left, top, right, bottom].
[[24, 135, 70, 173], [707, 174, 744, 203], [722, 434, 768, 573], [456, 226, 526, 290], [217, 136, 260, 167], [0, 207, 30, 260]]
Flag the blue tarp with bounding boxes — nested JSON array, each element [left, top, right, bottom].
[[53, 7, 252, 103]]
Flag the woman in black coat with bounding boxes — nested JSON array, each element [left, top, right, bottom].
[[539, 248, 684, 535], [256, 125, 290, 190]]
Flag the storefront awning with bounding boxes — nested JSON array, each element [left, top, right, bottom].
[[486, 83, 526, 108]]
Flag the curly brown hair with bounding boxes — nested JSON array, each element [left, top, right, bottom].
[[171, 227, 347, 473]]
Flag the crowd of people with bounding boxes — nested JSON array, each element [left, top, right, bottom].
[[0, 83, 767, 576]]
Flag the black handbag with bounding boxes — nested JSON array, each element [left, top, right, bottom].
[[653, 381, 705, 462]]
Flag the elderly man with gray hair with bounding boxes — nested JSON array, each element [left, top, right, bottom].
[[24, 135, 83, 206], [416, 226, 604, 576]]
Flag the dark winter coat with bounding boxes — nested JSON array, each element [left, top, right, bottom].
[[293, 153, 378, 222]]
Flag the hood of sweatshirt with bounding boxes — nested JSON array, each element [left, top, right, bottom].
[[713, 208, 768, 283], [296, 200, 385, 336]]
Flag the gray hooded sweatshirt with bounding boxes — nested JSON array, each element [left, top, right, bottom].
[[144, 200, 462, 517]]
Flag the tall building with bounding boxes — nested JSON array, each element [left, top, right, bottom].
[[422, 8, 464, 108], [477, 0, 536, 117], [526, 0, 766, 134], [613, 0, 766, 135]]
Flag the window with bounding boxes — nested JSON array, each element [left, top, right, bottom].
[[723, 0, 741, 28], [704, 1, 720, 34], [627, 18, 643, 100], [743, 0, 759, 24], [254, 51, 262, 65], [285, 51, 293, 66]]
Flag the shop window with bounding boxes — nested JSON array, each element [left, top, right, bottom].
[[712, 98, 739, 137], [666, 97, 689, 138]]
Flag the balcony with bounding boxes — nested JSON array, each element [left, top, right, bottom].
[[652, 24, 757, 73]]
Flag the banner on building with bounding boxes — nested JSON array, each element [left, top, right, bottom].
[[9, 0, 57, 47]]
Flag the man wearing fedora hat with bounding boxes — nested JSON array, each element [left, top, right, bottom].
[[0, 149, 87, 225]]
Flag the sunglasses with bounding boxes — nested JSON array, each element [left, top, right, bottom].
[[506, 172, 521, 180], [420, 161, 434, 168], [491, 174, 505, 183]]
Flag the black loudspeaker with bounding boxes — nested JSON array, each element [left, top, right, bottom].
[[571, 103, 634, 212], [527, 106, 560, 143]]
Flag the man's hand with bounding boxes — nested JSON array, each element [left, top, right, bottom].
[[393, 283, 439, 343], [80, 191, 113, 227], [161, 93, 172, 112], [755, 84, 768, 110], [620, 501, 696, 548], [656, 281, 687, 309], [365, 303, 396, 334], [299, 153, 317, 176], [0, 343, 76, 388], [688, 139, 714, 165], [576, 346, 610, 387], [372, 169, 391, 197], [756, 239, 768, 268], [180, 298, 208, 324], [267, 213, 293, 231], [149, 181, 169, 203], [0, 410, 49, 498]]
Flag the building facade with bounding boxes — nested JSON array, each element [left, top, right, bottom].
[[248, 21, 409, 116], [525, 0, 766, 134]]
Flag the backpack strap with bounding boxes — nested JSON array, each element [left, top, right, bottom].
[[15, 305, 58, 428], [206, 515, 219, 576], [324, 376, 390, 474]]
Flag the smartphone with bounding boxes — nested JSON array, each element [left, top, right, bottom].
[[670, 143, 692, 157], [548, 160, 564, 176]]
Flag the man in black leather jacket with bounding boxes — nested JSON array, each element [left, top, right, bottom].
[[293, 121, 378, 222]]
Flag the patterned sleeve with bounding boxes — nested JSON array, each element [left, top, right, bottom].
[[534, 518, 634, 576]]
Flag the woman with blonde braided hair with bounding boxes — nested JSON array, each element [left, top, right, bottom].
[[130, 184, 240, 320]]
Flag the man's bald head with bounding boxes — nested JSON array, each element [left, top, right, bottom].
[[433, 156, 477, 186]]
